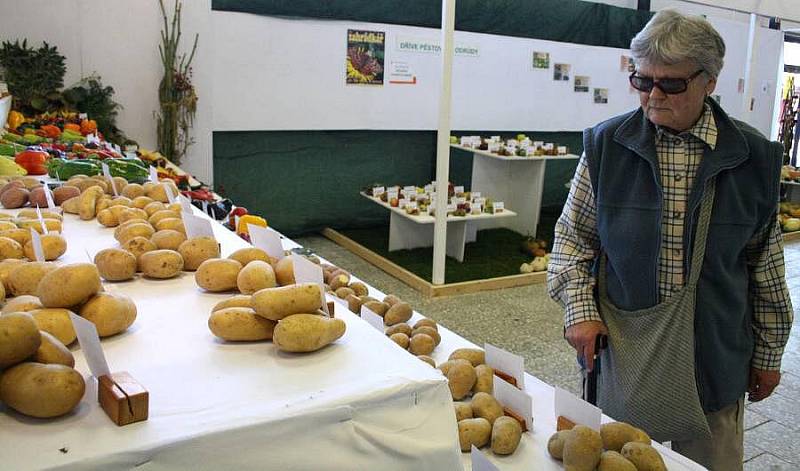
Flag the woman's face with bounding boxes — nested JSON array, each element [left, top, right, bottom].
[[636, 60, 717, 132]]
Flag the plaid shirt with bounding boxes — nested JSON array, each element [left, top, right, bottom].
[[548, 105, 793, 370]]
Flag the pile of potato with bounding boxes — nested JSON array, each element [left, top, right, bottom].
[[193, 247, 280, 293], [548, 422, 665, 471], [385, 316, 440, 360], [0, 176, 81, 209], [0, 209, 67, 262]]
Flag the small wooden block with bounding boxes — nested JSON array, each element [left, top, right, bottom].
[[494, 369, 519, 388], [503, 407, 528, 433], [327, 301, 335, 317], [98, 371, 149, 426], [557, 415, 576, 431]]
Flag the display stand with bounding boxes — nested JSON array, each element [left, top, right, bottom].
[[452, 144, 579, 237]]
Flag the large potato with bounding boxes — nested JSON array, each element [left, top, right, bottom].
[[150, 229, 186, 250], [0, 258, 25, 292], [147, 181, 179, 203], [454, 402, 473, 421], [212, 295, 252, 313], [79, 292, 137, 337], [228, 247, 273, 266], [599, 451, 637, 471], [473, 364, 494, 395], [148, 209, 181, 226], [37, 263, 102, 308], [143, 201, 166, 216], [139, 250, 184, 279], [458, 418, 491, 452], [208, 307, 276, 341], [116, 222, 155, 244], [113, 218, 149, 240], [2, 294, 42, 314], [94, 248, 137, 281], [548, 430, 571, 460], [449, 348, 485, 366], [409, 333, 435, 355], [237, 260, 277, 294], [0, 220, 16, 232], [620, 443, 666, 471], [601, 422, 648, 452], [33, 331, 75, 367], [61, 196, 81, 214], [108, 196, 132, 207], [384, 302, 413, 326], [122, 183, 145, 199], [96, 208, 119, 227], [117, 207, 149, 224], [0, 236, 23, 260], [446, 359, 477, 400], [30, 308, 78, 345], [491, 416, 523, 455], [53, 186, 80, 205], [79, 185, 105, 220], [273, 313, 346, 353], [0, 228, 32, 246], [9, 261, 56, 296], [0, 313, 41, 369], [178, 236, 220, 271], [23, 233, 67, 261], [132, 196, 155, 209], [195, 258, 242, 292], [471, 392, 504, 425], [16, 218, 63, 234], [273, 256, 295, 286], [252, 283, 323, 321], [0, 362, 85, 418], [564, 425, 603, 471]]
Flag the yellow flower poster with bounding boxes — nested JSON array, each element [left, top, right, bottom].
[[346, 30, 385, 85]]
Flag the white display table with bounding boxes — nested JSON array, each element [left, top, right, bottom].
[[451, 144, 579, 237], [361, 192, 516, 262]]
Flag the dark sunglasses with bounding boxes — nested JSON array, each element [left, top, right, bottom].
[[629, 69, 705, 94]]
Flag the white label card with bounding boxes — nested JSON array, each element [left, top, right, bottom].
[[485, 343, 525, 389], [557, 146, 568, 155], [471, 446, 499, 471], [149, 166, 159, 184], [69, 313, 110, 378], [183, 213, 216, 239], [373, 186, 385, 196], [291, 254, 328, 315], [164, 183, 177, 205], [493, 202, 505, 214], [403, 186, 416, 195], [472, 192, 481, 199], [488, 143, 501, 152], [35, 206, 48, 235], [101, 163, 118, 196], [361, 305, 385, 331], [178, 194, 193, 214], [29, 229, 45, 262], [494, 376, 534, 432], [43, 186, 56, 210], [387, 191, 398, 201], [454, 186, 465, 194], [554, 386, 602, 431], [249, 224, 284, 260], [472, 203, 483, 214]]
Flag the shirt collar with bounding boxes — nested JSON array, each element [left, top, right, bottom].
[[655, 104, 718, 150]]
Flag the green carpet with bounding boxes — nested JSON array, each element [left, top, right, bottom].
[[336, 207, 561, 284]]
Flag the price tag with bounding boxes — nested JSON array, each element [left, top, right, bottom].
[[387, 190, 398, 202], [373, 186, 385, 197], [544, 143, 555, 151], [521, 138, 532, 147], [471, 446, 499, 471], [291, 254, 328, 315], [406, 201, 418, 210], [447, 203, 456, 212], [488, 143, 501, 153], [557, 146, 568, 155], [69, 313, 110, 378], [87, 133, 100, 145], [454, 186, 465, 195], [29, 229, 45, 262], [486, 343, 526, 389], [507, 139, 519, 147], [183, 213, 215, 239], [533, 141, 544, 148], [149, 166, 159, 184], [403, 186, 416, 195], [554, 386, 602, 431], [506, 146, 517, 155], [471, 203, 483, 214], [494, 376, 534, 432], [398, 199, 408, 209], [493, 202, 505, 214], [424, 184, 434, 193], [456, 197, 467, 205], [43, 186, 57, 211], [472, 192, 481, 199], [101, 163, 119, 196], [178, 194, 193, 214], [124, 151, 138, 159], [78, 113, 88, 120], [474, 197, 486, 206], [361, 305, 385, 331], [163, 183, 177, 204], [35, 206, 48, 235], [249, 224, 285, 260]]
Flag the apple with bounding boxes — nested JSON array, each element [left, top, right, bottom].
[[450, 135, 458, 144], [516, 134, 527, 141], [390, 197, 399, 207]]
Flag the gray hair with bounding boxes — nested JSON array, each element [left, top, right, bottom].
[[630, 10, 726, 78]]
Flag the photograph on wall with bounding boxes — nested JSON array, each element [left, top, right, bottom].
[[553, 63, 570, 81], [594, 88, 608, 104], [532, 52, 550, 69], [346, 29, 385, 85], [574, 75, 590, 92], [620, 54, 635, 72]]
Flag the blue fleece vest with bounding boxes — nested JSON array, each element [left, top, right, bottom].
[[584, 98, 782, 412]]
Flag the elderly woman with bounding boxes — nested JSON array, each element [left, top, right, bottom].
[[548, 10, 793, 471]]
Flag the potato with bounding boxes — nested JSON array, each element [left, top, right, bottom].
[[37, 263, 102, 308], [139, 250, 184, 279], [0, 228, 31, 246], [599, 451, 637, 471], [148, 209, 181, 226], [18, 209, 62, 222], [273, 256, 295, 286], [9, 261, 56, 296], [116, 222, 155, 244], [78, 185, 105, 220], [384, 302, 413, 326], [154, 217, 185, 234], [548, 430, 571, 460], [178, 236, 220, 271], [95, 197, 112, 213], [28, 187, 48, 208], [362, 300, 389, 317], [335, 287, 354, 299], [409, 333, 435, 356], [471, 392, 504, 425], [212, 295, 252, 312], [15, 218, 63, 234], [147, 181, 179, 203], [0, 313, 41, 369], [33, 331, 75, 367], [132, 196, 155, 209], [412, 326, 440, 345], [414, 318, 438, 331], [122, 183, 145, 199], [272, 313, 346, 353], [449, 348, 485, 366], [389, 332, 409, 348], [208, 307, 276, 341], [52, 186, 81, 205], [113, 218, 150, 240], [150, 229, 186, 250], [454, 402, 473, 421], [94, 248, 137, 281], [2, 294, 42, 314], [446, 359, 477, 400], [417, 355, 435, 367], [79, 292, 137, 337], [620, 443, 666, 471], [227, 247, 272, 267], [601, 422, 645, 452], [385, 323, 412, 337], [564, 425, 603, 471], [473, 364, 494, 395], [96, 208, 119, 227], [236, 260, 277, 294], [30, 308, 77, 345], [0, 220, 16, 232], [122, 237, 158, 267], [118, 207, 149, 224], [252, 283, 323, 321], [0, 362, 85, 418], [491, 416, 523, 455], [348, 282, 368, 297], [195, 258, 242, 292], [633, 428, 651, 444], [61, 196, 81, 214], [328, 273, 350, 291], [0, 236, 23, 260], [20, 176, 42, 190], [23, 233, 66, 261], [458, 418, 491, 452], [144, 201, 167, 216], [0, 187, 29, 209], [108, 196, 132, 207], [382, 294, 402, 307]]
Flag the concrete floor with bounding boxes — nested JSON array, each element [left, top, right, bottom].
[[295, 234, 800, 470]]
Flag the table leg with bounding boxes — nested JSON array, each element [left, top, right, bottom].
[[446, 221, 468, 262], [389, 212, 434, 251]]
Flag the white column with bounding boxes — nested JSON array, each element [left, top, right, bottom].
[[741, 13, 759, 121], [432, 0, 456, 285]]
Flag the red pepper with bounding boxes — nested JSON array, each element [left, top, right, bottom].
[[40, 125, 61, 139], [15, 148, 50, 175]]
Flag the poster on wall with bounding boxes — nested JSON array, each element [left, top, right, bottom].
[[620, 55, 634, 72], [346, 29, 385, 85], [575, 76, 590, 92], [594, 88, 608, 104], [554, 64, 570, 81], [532, 52, 550, 69]]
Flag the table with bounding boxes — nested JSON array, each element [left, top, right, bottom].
[[0, 209, 463, 471], [451, 144, 579, 237], [361, 192, 517, 262]]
